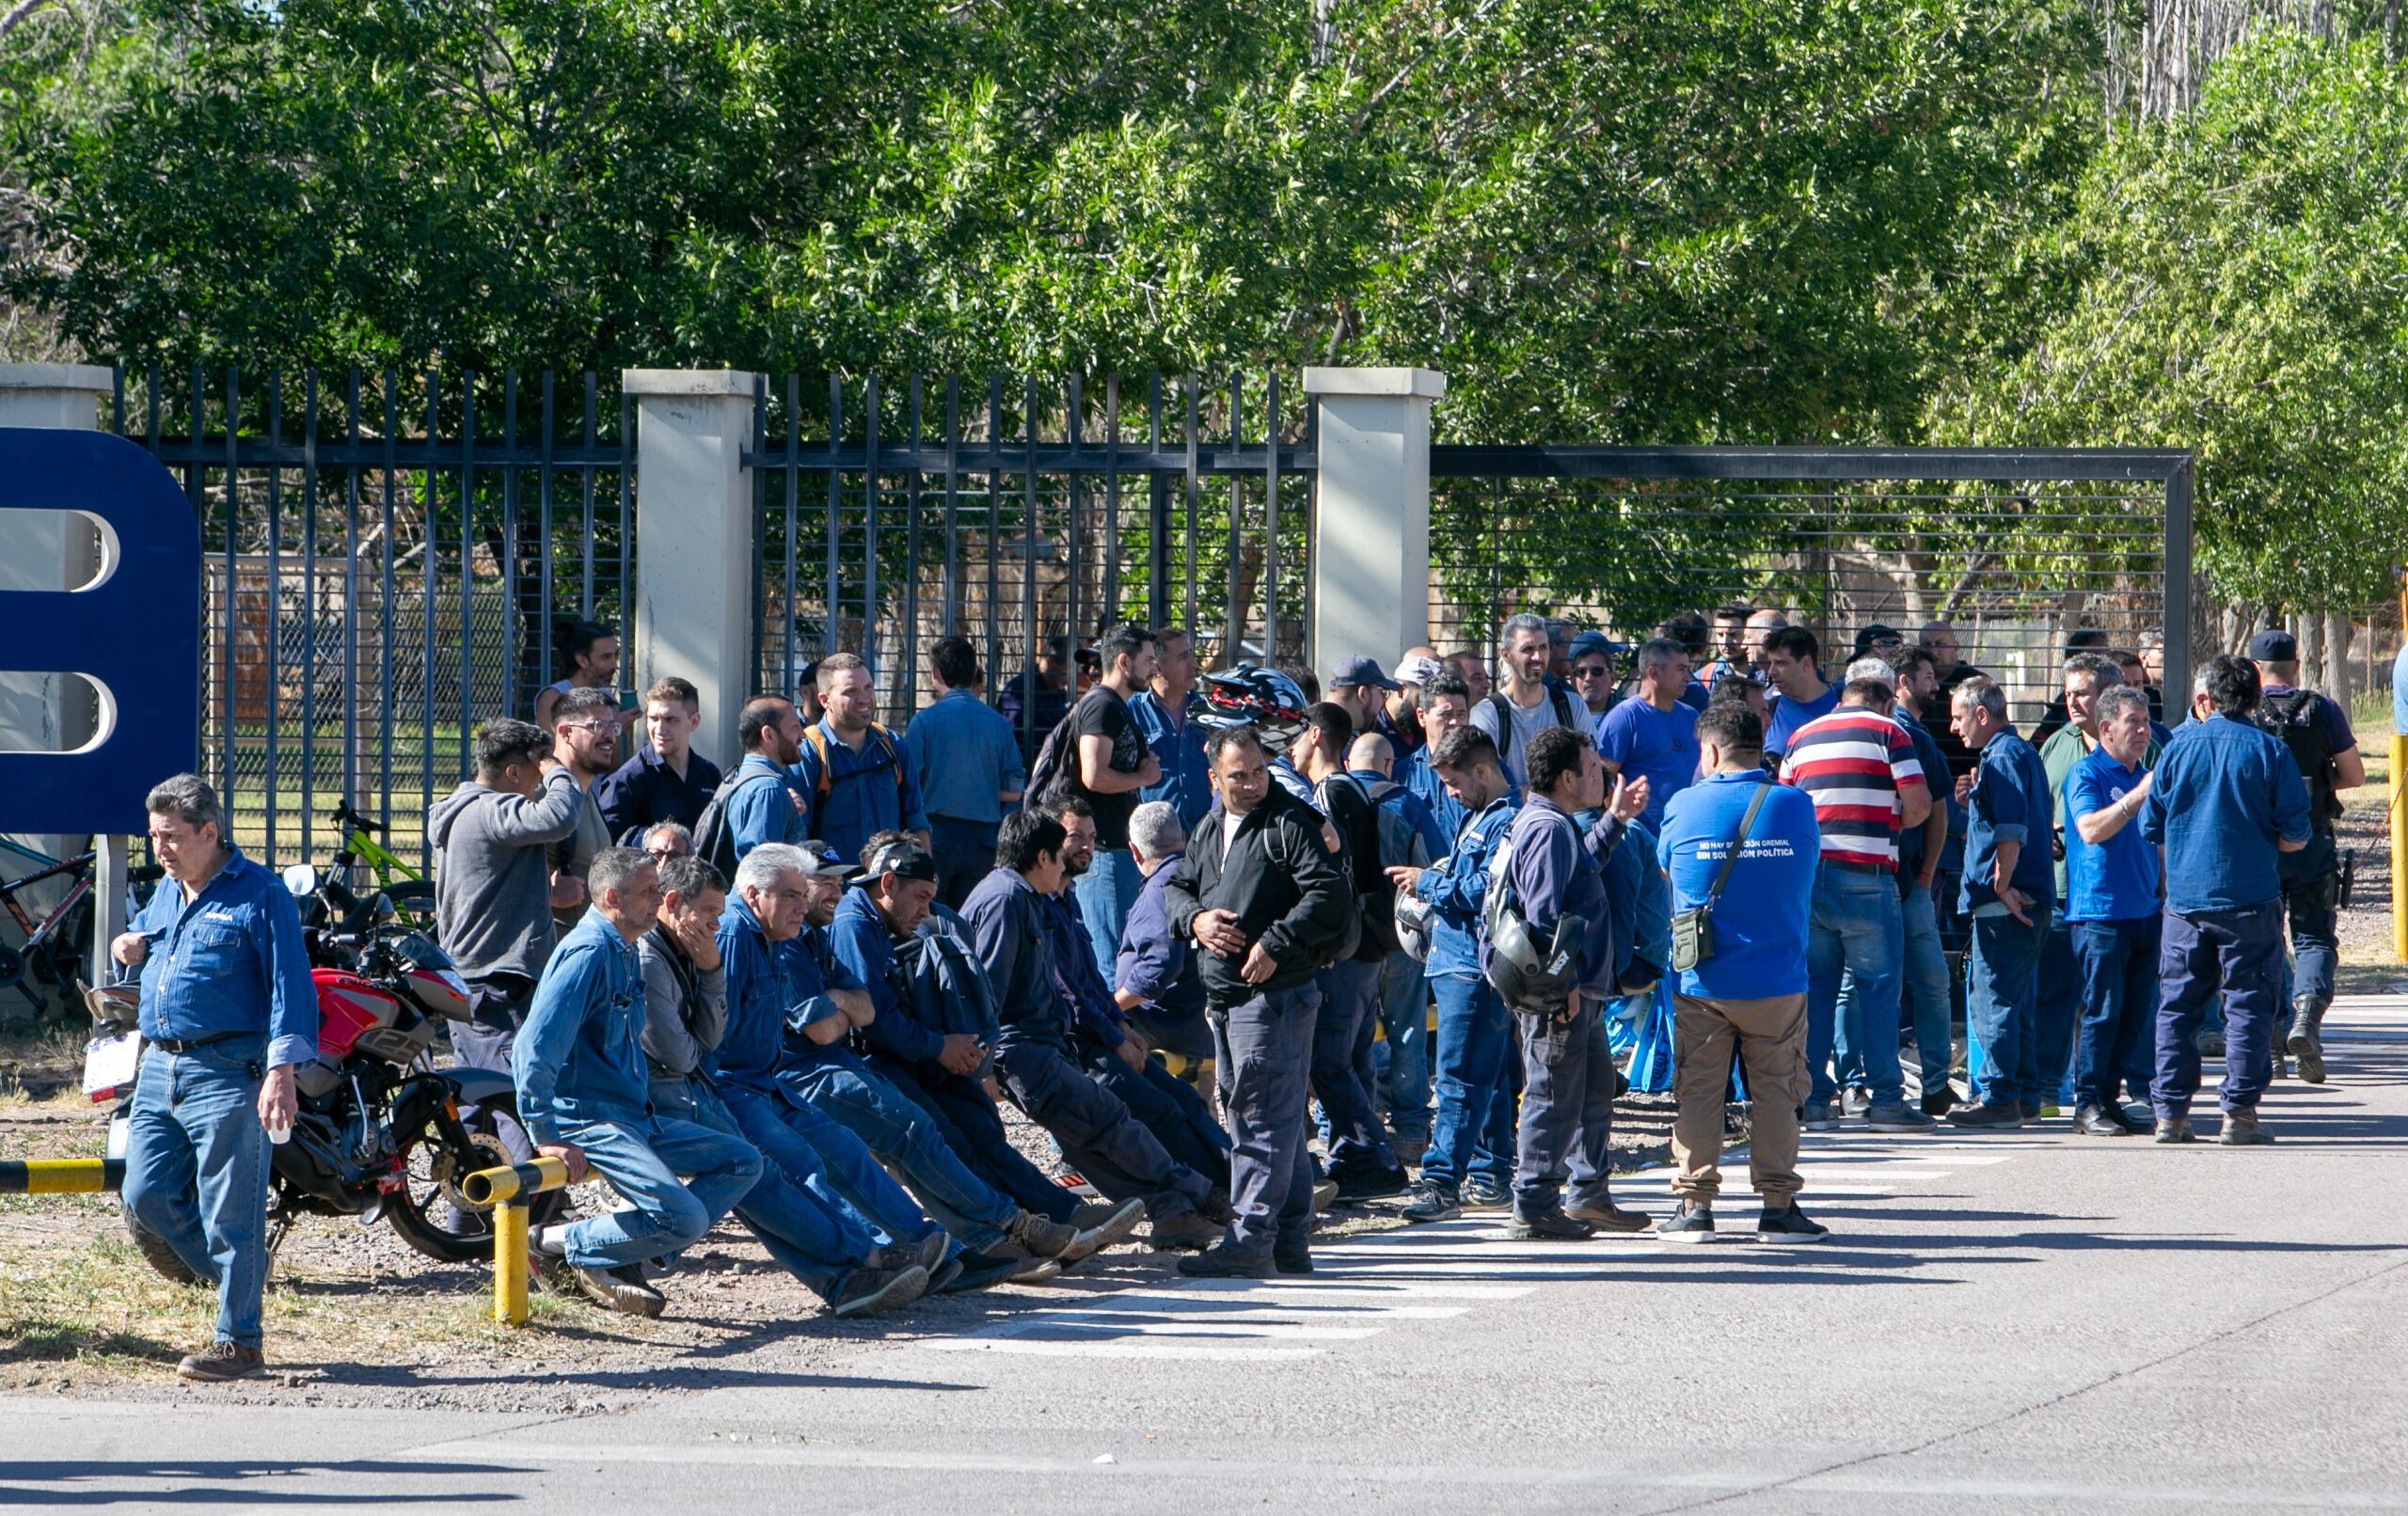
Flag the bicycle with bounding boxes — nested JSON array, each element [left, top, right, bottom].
[[324, 800, 437, 934], [0, 846, 163, 1016]]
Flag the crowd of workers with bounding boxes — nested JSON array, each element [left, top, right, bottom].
[[107, 604, 2375, 1381]]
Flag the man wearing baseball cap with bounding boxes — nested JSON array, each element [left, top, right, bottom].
[[2246, 629, 2364, 1083], [1329, 655, 1414, 771]]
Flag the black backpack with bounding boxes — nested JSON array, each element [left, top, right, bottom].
[[1022, 688, 1118, 812], [1314, 773, 1390, 961], [2252, 687, 2341, 828], [691, 766, 788, 876]]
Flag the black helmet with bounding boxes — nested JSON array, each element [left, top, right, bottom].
[[1481, 862, 1590, 1015], [1197, 663, 1309, 748]]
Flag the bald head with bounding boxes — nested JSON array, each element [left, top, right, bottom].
[[1348, 733, 1395, 774]]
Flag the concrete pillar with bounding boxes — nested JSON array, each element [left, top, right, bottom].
[[0, 363, 119, 1014], [625, 370, 763, 767], [1302, 367, 1445, 681]]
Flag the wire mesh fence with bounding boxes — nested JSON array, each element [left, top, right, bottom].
[[114, 367, 633, 869], [746, 373, 1314, 757], [1423, 448, 2193, 732]]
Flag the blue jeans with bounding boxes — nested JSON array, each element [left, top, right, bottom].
[[928, 816, 1000, 910], [2156, 901, 2284, 1118], [866, 1052, 1078, 1224], [1312, 958, 1396, 1171], [994, 1036, 1209, 1218], [1212, 986, 1322, 1259], [1806, 864, 1906, 1108], [1966, 904, 2048, 1107], [1514, 1003, 1617, 1217], [2036, 921, 2082, 1107], [716, 1079, 943, 1254], [657, 1076, 879, 1303], [122, 1039, 270, 1349], [549, 1111, 761, 1271], [1422, 973, 1515, 1191], [1070, 849, 1142, 985], [1899, 877, 1953, 1089], [2276, 833, 2341, 1022], [2069, 916, 2158, 1110], [1375, 952, 1433, 1141], [783, 1056, 1017, 1252]]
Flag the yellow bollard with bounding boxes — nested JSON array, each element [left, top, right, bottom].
[[2392, 734, 2406, 965], [0, 1159, 125, 1194], [491, 1198, 531, 1326], [458, 1154, 571, 1209]]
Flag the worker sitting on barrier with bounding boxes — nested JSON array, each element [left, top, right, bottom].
[[114, 773, 316, 1383], [513, 846, 764, 1318]]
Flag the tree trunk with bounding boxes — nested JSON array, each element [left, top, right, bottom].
[[2324, 610, 2353, 702]]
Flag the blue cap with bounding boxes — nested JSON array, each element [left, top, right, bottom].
[[1330, 655, 1401, 691]]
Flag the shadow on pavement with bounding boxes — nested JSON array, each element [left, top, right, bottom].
[[0, 1459, 522, 1505]]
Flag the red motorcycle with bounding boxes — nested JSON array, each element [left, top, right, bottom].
[[89, 912, 565, 1280]]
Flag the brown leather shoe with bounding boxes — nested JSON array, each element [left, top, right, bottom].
[[175, 1340, 265, 1382], [1563, 1198, 1653, 1234]]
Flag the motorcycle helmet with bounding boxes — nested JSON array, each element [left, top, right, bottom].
[[1197, 663, 1309, 749], [1481, 871, 1590, 1016]]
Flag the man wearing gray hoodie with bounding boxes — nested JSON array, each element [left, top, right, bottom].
[[431, 718, 587, 1093]]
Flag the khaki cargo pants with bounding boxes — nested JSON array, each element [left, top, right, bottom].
[[1671, 991, 1808, 1206]]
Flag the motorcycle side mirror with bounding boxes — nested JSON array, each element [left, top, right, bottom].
[[281, 863, 321, 899]]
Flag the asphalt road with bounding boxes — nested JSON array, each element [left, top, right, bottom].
[[11, 994, 2408, 1513]]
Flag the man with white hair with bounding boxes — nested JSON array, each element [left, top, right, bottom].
[[1470, 613, 1582, 789], [1115, 801, 1213, 1062]]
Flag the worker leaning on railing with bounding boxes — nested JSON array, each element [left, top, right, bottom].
[[108, 773, 317, 1384]]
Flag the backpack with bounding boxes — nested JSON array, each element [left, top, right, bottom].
[[1022, 688, 1122, 812], [1484, 686, 1580, 769], [2251, 688, 2341, 828], [1316, 772, 1399, 960], [892, 907, 1004, 1051], [692, 766, 788, 876], [801, 721, 905, 811]]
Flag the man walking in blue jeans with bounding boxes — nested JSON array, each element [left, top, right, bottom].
[[514, 847, 764, 1318], [1778, 669, 1935, 1133], [1947, 677, 2057, 1129], [2062, 685, 2161, 1136], [2142, 655, 2312, 1145], [116, 774, 316, 1382]]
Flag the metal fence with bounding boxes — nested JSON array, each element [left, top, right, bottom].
[[1423, 446, 2194, 730], [745, 373, 1315, 753], [115, 367, 633, 870]]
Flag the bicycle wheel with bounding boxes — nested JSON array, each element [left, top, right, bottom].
[[380, 880, 438, 937]]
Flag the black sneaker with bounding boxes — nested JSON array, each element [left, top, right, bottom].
[[1177, 1244, 1273, 1279], [936, 1251, 1023, 1293], [2153, 1115, 2196, 1145], [1507, 1208, 1595, 1240], [1800, 1101, 1843, 1131], [1656, 1203, 1715, 1243], [2073, 1104, 2130, 1137], [1945, 1099, 2022, 1129], [830, 1264, 929, 1319], [1755, 1203, 1830, 1243], [175, 1339, 266, 1382], [1334, 1163, 1411, 1201], [1056, 1197, 1146, 1265], [1920, 1086, 1958, 1117], [2108, 1103, 2153, 1135], [1006, 1255, 1064, 1285], [1399, 1180, 1464, 1224], [2217, 1108, 2274, 1146], [1272, 1248, 1314, 1276]]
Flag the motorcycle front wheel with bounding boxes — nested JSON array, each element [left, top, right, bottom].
[[378, 1087, 568, 1265]]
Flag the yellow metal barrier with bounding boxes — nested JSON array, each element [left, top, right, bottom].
[[0, 1159, 126, 1194], [458, 1155, 573, 1326], [2392, 734, 2406, 965]]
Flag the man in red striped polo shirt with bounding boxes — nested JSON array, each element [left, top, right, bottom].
[[1778, 664, 1935, 1133]]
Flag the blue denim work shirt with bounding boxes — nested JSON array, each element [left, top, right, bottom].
[[724, 752, 805, 861], [513, 908, 650, 1145], [1960, 729, 2056, 915], [1132, 688, 1213, 829], [2141, 713, 2312, 915], [904, 688, 1026, 827], [793, 719, 930, 868], [1349, 766, 1452, 861], [1116, 853, 1205, 1020], [960, 867, 1075, 1050], [133, 848, 317, 1071], [1039, 887, 1130, 1050], [715, 897, 843, 1090], [826, 886, 946, 1065], [1415, 796, 1518, 980], [1486, 797, 1619, 998]]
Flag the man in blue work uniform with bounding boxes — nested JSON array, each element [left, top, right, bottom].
[[1761, 626, 1840, 761], [1114, 801, 1214, 1063], [828, 831, 1145, 1250], [2061, 685, 2160, 1136], [2143, 655, 2313, 1145], [513, 848, 763, 1319], [1592, 637, 1701, 834], [1393, 725, 1524, 1223], [1485, 726, 1651, 1240], [1891, 649, 1960, 1113], [1131, 626, 1212, 829], [1402, 671, 1480, 842], [1164, 723, 1357, 1277], [115, 774, 315, 1382], [901, 637, 1026, 908], [1350, 731, 1449, 1159], [716, 696, 809, 862], [2247, 629, 2365, 1082], [791, 654, 929, 868], [637, 853, 931, 1318], [1656, 703, 1829, 1242], [1946, 676, 2057, 1129], [596, 676, 723, 842], [964, 811, 1225, 1249]]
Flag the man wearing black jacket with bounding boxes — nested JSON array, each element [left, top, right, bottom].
[[1164, 723, 1356, 1278]]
